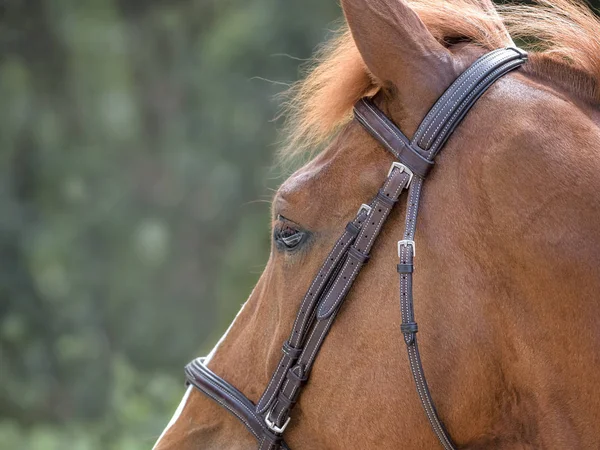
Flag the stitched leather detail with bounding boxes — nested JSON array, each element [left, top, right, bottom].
[[281, 341, 302, 359], [345, 222, 360, 235], [348, 246, 369, 265], [184, 47, 527, 450], [397, 263, 414, 274], [354, 99, 433, 178], [255, 208, 368, 415], [184, 358, 291, 449], [377, 189, 397, 208], [401, 322, 418, 334]]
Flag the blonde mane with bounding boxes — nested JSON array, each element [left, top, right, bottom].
[[280, 0, 600, 161]]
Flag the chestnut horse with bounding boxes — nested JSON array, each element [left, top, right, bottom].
[[154, 0, 600, 448]]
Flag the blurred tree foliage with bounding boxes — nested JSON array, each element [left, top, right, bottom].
[[0, 0, 339, 448], [0, 0, 599, 449]]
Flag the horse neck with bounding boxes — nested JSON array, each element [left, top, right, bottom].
[[415, 81, 600, 444]]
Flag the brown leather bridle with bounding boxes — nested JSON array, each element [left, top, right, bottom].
[[184, 47, 528, 450]]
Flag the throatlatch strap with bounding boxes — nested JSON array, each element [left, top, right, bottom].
[[358, 47, 527, 450]]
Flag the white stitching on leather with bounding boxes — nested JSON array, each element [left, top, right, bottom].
[[307, 315, 336, 371], [317, 257, 361, 318], [362, 99, 410, 146], [400, 235, 453, 449], [275, 315, 326, 420], [407, 345, 443, 445], [257, 360, 291, 413], [424, 53, 507, 152], [417, 50, 502, 146], [416, 49, 500, 141], [270, 210, 369, 416], [400, 253, 440, 440], [194, 381, 261, 440], [362, 203, 388, 253], [258, 227, 356, 412], [317, 168, 407, 334], [292, 228, 353, 342], [404, 179, 422, 240], [354, 109, 402, 159], [430, 64, 513, 154], [363, 171, 408, 252]]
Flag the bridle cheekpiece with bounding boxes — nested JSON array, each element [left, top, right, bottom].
[[185, 47, 528, 450]]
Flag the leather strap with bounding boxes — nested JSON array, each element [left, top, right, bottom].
[[265, 167, 411, 432], [414, 47, 527, 158], [256, 207, 371, 415], [183, 47, 527, 450], [354, 98, 434, 178], [390, 47, 527, 450], [185, 358, 291, 450]]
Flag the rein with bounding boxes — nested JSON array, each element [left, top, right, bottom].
[[185, 47, 528, 449]]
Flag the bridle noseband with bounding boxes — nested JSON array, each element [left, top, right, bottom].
[[184, 47, 528, 450]]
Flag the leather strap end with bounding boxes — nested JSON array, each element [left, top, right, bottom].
[[345, 222, 360, 236]]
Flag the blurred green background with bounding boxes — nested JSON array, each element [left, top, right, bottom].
[[0, 0, 340, 448], [1, 1, 599, 449]]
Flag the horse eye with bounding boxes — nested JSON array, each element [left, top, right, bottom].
[[274, 218, 306, 251]]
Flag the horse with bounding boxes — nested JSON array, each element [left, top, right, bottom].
[[153, 0, 600, 448]]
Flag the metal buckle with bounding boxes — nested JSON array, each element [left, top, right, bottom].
[[388, 162, 414, 187], [265, 411, 291, 434], [398, 240, 416, 257], [358, 203, 372, 216]]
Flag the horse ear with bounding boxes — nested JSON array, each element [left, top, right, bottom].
[[340, 0, 456, 122]]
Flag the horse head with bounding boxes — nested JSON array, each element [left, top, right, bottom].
[[154, 0, 600, 448]]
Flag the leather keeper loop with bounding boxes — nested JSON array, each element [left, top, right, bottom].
[[397, 263, 414, 273], [345, 222, 360, 236], [287, 365, 309, 384], [405, 152, 434, 178], [398, 146, 434, 178], [401, 322, 419, 334], [377, 189, 397, 208], [277, 391, 296, 410], [348, 246, 369, 264], [282, 341, 302, 359]]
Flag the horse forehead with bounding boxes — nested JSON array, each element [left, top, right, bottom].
[[277, 148, 382, 206], [282, 145, 350, 188], [279, 165, 322, 197]]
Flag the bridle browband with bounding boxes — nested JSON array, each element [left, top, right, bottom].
[[184, 47, 528, 450]]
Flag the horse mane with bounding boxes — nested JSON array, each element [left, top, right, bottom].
[[279, 0, 600, 161]]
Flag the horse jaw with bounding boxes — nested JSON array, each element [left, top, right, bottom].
[[153, 293, 254, 449], [152, 385, 193, 450]]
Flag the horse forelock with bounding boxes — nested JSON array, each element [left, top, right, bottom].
[[279, 0, 600, 165]]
